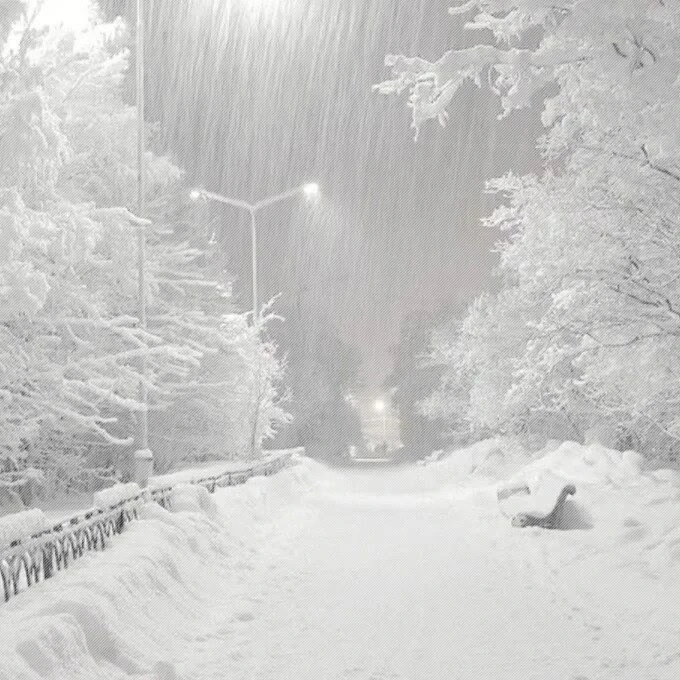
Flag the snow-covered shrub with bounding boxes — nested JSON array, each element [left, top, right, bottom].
[[24, 423, 87, 496], [0, 469, 45, 515], [0, 508, 47, 545]]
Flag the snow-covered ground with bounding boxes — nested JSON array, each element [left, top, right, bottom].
[[1, 443, 680, 680]]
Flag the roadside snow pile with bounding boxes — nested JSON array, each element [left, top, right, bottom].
[[0, 458, 314, 680], [420, 437, 533, 484], [170, 483, 219, 518], [93, 483, 144, 509], [0, 509, 48, 549], [508, 440, 647, 488], [425, 438, 666, 492]]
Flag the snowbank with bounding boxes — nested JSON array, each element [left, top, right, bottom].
[[422, 437, 676, 492], [506, 440, 648, 488], [454, 439, 680, 574], [0, 458, 314, 680], [423, 437, 679, 538], [0, 509, 47, 550], [169, 484, 219, 518], [415, 437, 533, 488], [93, 483, 144, 509]]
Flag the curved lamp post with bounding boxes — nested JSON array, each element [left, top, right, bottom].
[[190, 183, 320, 320]]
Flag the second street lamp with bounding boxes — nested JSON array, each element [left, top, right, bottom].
[[190, 183, 320, 320], [374, 399, 387, 444]]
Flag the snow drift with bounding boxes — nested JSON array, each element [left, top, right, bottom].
[[0, 510, 48, 551], [0, 457, 316, 680], [425, 438, 680, 571]]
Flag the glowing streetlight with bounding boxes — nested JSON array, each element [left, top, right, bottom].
[[374, 399, 387, 443], [304, 182, 320, 199], [190, 182, 320, 320]]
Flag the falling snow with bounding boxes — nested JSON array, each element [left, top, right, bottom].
[[1, 1, 680, 678]]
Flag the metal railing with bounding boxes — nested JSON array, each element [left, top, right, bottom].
[[0, 450, 298, 604]]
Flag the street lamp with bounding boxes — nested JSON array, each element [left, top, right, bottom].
[[374, 399, 387, 443], [303, 182, 320, 199], [133, 0, 152, 485], [190, 183, 320, 320]]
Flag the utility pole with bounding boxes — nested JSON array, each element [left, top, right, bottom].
[[250, 209, 258, 320], [134, 0, 153, 485]]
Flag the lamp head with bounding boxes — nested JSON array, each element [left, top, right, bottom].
[[374, 399, 386, 413], [189, 189, 203, 202], [303, 182, 320, 199]]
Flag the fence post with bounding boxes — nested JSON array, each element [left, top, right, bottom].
[[115, 509, 125, 534], [42, 542, 54, 579]]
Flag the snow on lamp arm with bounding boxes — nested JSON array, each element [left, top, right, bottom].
[[33, 0, 91, 31]]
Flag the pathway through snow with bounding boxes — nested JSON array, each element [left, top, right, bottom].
[[2, 449, 680, 680], [177, 464, 680, 680]]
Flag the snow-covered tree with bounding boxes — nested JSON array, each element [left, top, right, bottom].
[[269, 303, 363, 461], [148, 311, 289, 472], [0, 0, 288, 495], [381, 1, 680, 459], [385, 307, 460, 460]]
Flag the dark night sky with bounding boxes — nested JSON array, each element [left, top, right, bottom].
[[115, 0, 543, 394]]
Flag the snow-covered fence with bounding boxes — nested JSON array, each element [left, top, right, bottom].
[[0, 450, 299, 604]]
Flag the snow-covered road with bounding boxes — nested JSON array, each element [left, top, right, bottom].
[[3, 446, 680, 680], [177, 464, 680, 680]]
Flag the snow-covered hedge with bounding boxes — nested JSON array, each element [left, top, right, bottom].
[[0, 509, 47, 550], [93, 483, 144, 510]]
